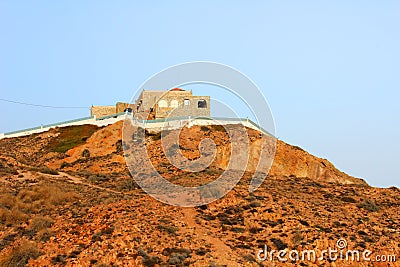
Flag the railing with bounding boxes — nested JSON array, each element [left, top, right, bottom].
[[134, 116, 273, 136], [3, 112, 274, 138], [96, 112, 126, 120], [4, 116, 94, 136]]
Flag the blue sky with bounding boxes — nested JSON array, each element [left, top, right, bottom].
[[0, 1, 399, 187]]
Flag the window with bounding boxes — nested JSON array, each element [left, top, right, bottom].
[[158, 99, 168, 108], [170, 99, 179, 108], [198, 99, 207, 108], [184, 99, 191, 106]]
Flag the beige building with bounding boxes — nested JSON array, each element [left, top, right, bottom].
[[91, 88, 210, 120]]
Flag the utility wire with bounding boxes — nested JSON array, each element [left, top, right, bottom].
[[0, 98, 90, 109]]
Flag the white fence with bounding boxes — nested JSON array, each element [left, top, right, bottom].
[[0, 113, 271, 140]]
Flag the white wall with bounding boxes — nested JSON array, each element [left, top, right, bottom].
[[0, 115, 266, 140]]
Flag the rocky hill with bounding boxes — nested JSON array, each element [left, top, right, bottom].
[[0, 122, 398, 266]]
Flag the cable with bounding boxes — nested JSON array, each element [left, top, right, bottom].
[[0, 98, 90, 109]]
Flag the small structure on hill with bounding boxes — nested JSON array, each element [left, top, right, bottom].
[[90, 88, 210, 119]]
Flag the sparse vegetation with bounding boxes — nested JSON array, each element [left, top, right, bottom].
[[26, 215, 54, 236], [0, 119, 398, 266], [117, 178, 139, 191], [47, 125, 98, 153], [230, 227, 245, 233], [81, 148, 90, 158], [357, 199, 380, 212], [210, 125, 226, 132], [0, 207, 28, 226], [28, 166, 59, 175], [157, 224, 179, 235], [270, 238, 287, 250], [0, 241, 40, 267], [36, 228, 54, 242], [200, 126, 210, 132], [342, 196, 357, 203], [0, 182, 76, 230], [291, 230, 303, 246], [0, 160, 18, 175], [60, 161, 71, 168]]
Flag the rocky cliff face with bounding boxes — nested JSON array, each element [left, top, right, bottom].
[[270, 140, 364, 184], [0, 121, 365, 186]]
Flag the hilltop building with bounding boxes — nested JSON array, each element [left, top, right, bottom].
[[90, 88, 210, 120]]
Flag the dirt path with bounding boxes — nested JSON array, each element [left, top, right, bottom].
[[181, 208, 243, 267], [51, 171, 124, 195]]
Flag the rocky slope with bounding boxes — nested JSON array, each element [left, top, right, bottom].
[[0, 122, 398, 266]]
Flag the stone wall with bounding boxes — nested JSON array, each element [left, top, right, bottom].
[[116, 102, 136, 113], [156, 95, 210, 118], [90, 106, 116, 118], [135, 90, 165, 112], [90, 89, 210, 119]]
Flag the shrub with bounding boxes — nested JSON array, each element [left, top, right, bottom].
[[0, 208, 28, 226], [200, 126, 210, 132], [249, 201, 261, 208], [26, 216, 54, 236], [242, 254, 257, 262], [0, 241, 40, 267], [168, 253, 186, 265], [28, 167, 58, 175], [291, 231, 303, 246], [117, 179, 138, 191], [270, 238, 287, 250], [149, 132, 162, 141], [143, 255, 161, 267], [0, 194, 16, 210], [298, 220, 310, 226], [357, 199, 380, 212], [0, 160, 18, 175], [230, 227, 245, 233], [87, 174, 110, 184], [81, 149, 90, 158], [195, 247, 209, 256], [60, 161, 71, 169], [210, 125, 226, 132], [51, 254, 67, 264], [36, 228, 54, 242], [115, 141, 123, 153], [249, 227, 263, 234], [157, 224, 179, 235], [17, 183, 76, 208], [342, 196, 357, 203]]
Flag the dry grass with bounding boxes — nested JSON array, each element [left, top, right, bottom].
[[0, 208, 28, 226], [36, 228, 54, 242], [28, 166, 59, 175], [0, 183, 76, 228], [0, 240, 40, 267], [27, 215, 54, 235], [18, 183, 76, 209]]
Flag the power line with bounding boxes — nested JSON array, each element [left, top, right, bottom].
[[0, 98, 90, 109]]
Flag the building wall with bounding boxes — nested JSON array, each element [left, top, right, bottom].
[[90, 106, 116, 118], [156, 95, 210, 118], [116, 102, 135, 113], [155, 91, 192, 118], [90, 89, 210, 119], [135, 90, 164, 112]]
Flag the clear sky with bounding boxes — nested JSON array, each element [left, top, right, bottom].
[[0, 1, 399, 188]]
